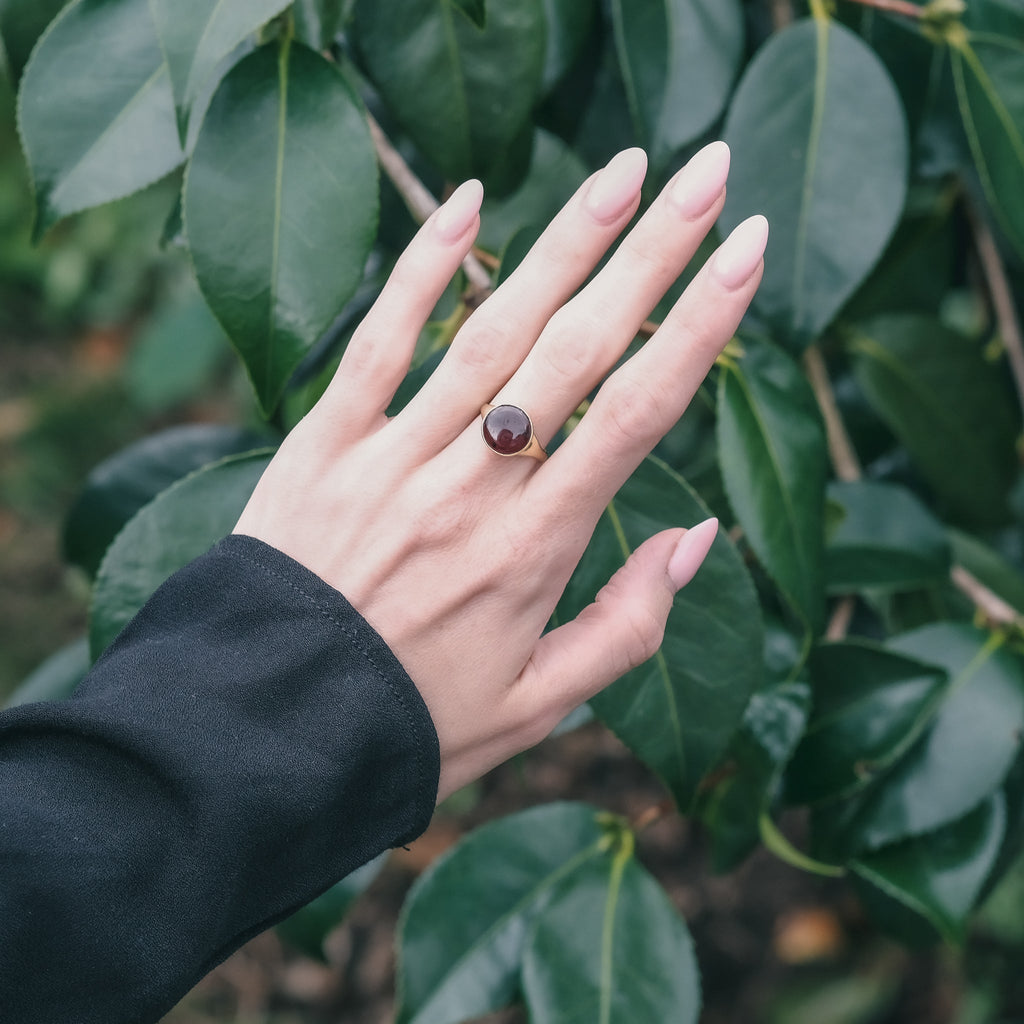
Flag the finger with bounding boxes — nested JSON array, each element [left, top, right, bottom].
[[509, 519, 719, 738], [317, 179, 484, 430], [397, 149, 648, 445], [534, 214, 768, 520], [488, 141, 732, 444]]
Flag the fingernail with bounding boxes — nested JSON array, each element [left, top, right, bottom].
[[584, 148, 648, 224], [669, 141, 730, 220], [668, 517, 719, 591], [435, 179, 484, 243], [713, 215, 769, 289]]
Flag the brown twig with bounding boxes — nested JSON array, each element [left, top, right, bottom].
[[803, 346, 862, 483], [839, 0, 926, 17], [630, 797, 676, 833], [365, 113, 492, 294], [770, 0, 795, 30], [826, 596, 857, 641], [963, 194, 1024, 425], [952, 565, 1024, 630]]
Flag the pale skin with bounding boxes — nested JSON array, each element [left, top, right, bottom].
[[234, 142, 767, 802]]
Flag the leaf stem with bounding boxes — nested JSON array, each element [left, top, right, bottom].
[[365, 112, 492, 293], [803, 346, 862, 482], [838, 0, 925, 17], [963, 192, 1024, 425]]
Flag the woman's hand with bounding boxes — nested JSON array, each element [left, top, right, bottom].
[[234, 142, 766, 801]]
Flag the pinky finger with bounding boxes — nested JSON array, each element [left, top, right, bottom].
[[513, 518, 719, 734]]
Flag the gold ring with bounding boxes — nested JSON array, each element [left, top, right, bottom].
[[480, 403, 547, 461]]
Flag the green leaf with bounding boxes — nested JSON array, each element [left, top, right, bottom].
[[0, 0, 67, 84], [825, 480, 952, 594], [815, 624, 1024, 857], [354, 0, 545, 182], [451, 0, 485, 27], [90, 451, 273, 659], [184, 38, 378, 414], [64, 424, 270, 578], [475, 129, 588, 254], [277, 853, 386, 961], [125, 292, 229, 412], [611, 0, 744, 169], [293, 0, 348, 49], [717, 335, 827, 630], [701, 679, 811, 872], [950, 34, 1024, 259], [394, 802, 606, 1024], [539, 0, 595, 92], [854, 793, 1006, 944], [148, 0, 292, 138], [17, 0, 184, 234], [559, 456, 763, 811], [847, 313, 1019, 527], [787, 642, 948, 806], [721, 17, 908, 348], [4, 638, 90, 708], [522, 849, 700, 1024]]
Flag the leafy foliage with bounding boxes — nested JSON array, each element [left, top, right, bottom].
[[6, 0, 1024, 1016]]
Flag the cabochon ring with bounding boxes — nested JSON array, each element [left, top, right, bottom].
[[480, 403, 548, 462]]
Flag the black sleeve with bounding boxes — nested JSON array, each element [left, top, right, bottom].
[[0, 535, 440, 1024]]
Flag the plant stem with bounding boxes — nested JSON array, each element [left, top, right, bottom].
[[365, 113, 492, 293], [963, 193, 1024, 425], [839, 0, 925, 17], [804, 340, 1023, 630], [803, 346, 862, 482]]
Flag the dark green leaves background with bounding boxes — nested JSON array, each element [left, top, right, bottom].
[[6, 0, 1024, 1016]]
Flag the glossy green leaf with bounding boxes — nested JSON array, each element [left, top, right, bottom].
[[787, 642, 948, 806], [476, 129, 588, 254], [721, 17, 908, 348], [522, 850, 700, 1024], [125, 292, 229, 411], [612, 0, 744, 168], [184, 38, 378, 413], [0, 0, 67, 84], [559, 456, 763, 811], [451, 0, 484, 27], [90, 452, 272, 659], [848, 313, 1019, 527], [825, 480, 952, 593], [854, 794, 1006, 943], [950, 34, 1024, 259], [148, 0, 291, 138], [293, 0, 348, 49], [4, 638, 90, 708], [701, 679, 811, 872], [395, 802, 607, 1024], [718, 335, 827, 630], [277, 853, 386, 961], [17, 0, 184, 234], [816, 624, 1024, 857], [539, 0, 595, 92], [64, 424, 271, 578], [354, 0, 545, 182]]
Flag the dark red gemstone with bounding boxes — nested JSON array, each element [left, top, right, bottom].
[[482, 404, 532, 455]]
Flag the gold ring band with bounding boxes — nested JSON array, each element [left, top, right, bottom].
[[480, 403, 547, 461]]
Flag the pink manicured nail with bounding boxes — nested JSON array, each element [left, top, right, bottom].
[[669, 141, 730, 220], [668, 517, 719, 591], [713, 215, 769, 289], [584, 148, 648, 224], [435, 179, 484, 243]]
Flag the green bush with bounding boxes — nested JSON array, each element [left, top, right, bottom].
[[4, 0, 1024, 1019]]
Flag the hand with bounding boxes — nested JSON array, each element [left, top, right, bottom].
[[234, 142, 766, 801]]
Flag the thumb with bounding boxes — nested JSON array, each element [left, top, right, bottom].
[[517, 518, 719, 724]]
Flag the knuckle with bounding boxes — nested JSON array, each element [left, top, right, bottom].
[[598, 377, 663, 447], [621, 603, 666, 667], [540, 308, 603, 381], [452, 313, 515, 374]]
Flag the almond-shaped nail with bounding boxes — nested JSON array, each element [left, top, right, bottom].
[[713, 215, 769, 289], [667, 517, 719, 591], [435, 179, 484, 243], [669, 140, 730, 220], [584, 148, 648, 224]]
